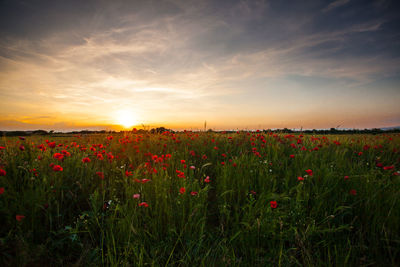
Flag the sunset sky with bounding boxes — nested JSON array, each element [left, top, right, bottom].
[[1, 0, 399, 131]]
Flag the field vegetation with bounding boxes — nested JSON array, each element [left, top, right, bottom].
[[0, 131, 399, 266]]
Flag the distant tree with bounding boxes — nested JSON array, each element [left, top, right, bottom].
[[280, 128, 293, 133], [32, 130, 48, 135], [150, 127, 172, 134], [370, 128, 382, 134]]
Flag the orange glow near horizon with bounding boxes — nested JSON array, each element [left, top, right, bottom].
[[0, 110, 398, 132]]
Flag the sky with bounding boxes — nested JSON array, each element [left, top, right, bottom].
[[0, 0, 399, 131]]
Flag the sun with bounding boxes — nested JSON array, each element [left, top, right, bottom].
[[116, 109, 137, 129]]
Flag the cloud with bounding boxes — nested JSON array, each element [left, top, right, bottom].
[[0, 0, 399, 130], [322, 0, 350, 12]]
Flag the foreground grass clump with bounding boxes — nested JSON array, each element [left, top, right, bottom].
[[0, 131, 399, 266]]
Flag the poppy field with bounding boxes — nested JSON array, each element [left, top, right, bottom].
[[0, 131, 399, 266]]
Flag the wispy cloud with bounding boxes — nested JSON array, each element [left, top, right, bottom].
[[323, 0, 350, 12]]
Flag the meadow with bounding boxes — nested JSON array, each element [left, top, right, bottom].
[[0, 131, 399, 266]]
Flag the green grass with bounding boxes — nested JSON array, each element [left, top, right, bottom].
[[0, 132, 399, 266]]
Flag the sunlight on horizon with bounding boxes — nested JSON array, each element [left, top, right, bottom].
[[115, 109, 138, 129]]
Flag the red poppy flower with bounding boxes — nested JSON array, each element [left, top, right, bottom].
[[61, 150, 70, 157], [96, 172, 104, 179], [48, 142, 56, 148], [204, 176, 210, 183], [298, 176, 304, 181], [290, 154, 295, 158], [53, 165, 63, 172], [383, 166, 394, 170], [19, 136, 26, 140], [270, 201, 278, 209], [82, 157, 91, 163], [134, 178, 151, 184], [125, 170, 133, 176], [376, 162, 383, 168], [138, 202, 149, 207], [305, 169, 313, 176], [133, 194, 140, 199], [0, 187, 4, 195], [176, 170, 185, 178], [349, 189, 357, 196], [179, 187, 186, 194], [19, 145, 25, 151], [190, 191, 198, 196], [97, 154, 104, 160], [0, 169, 6, 176], [16, 215, 25, 221], [53, 153, 64, 161], [344, 176, 349, 180]]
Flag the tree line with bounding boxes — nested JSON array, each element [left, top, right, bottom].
[[1, 126, 399, 137]]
